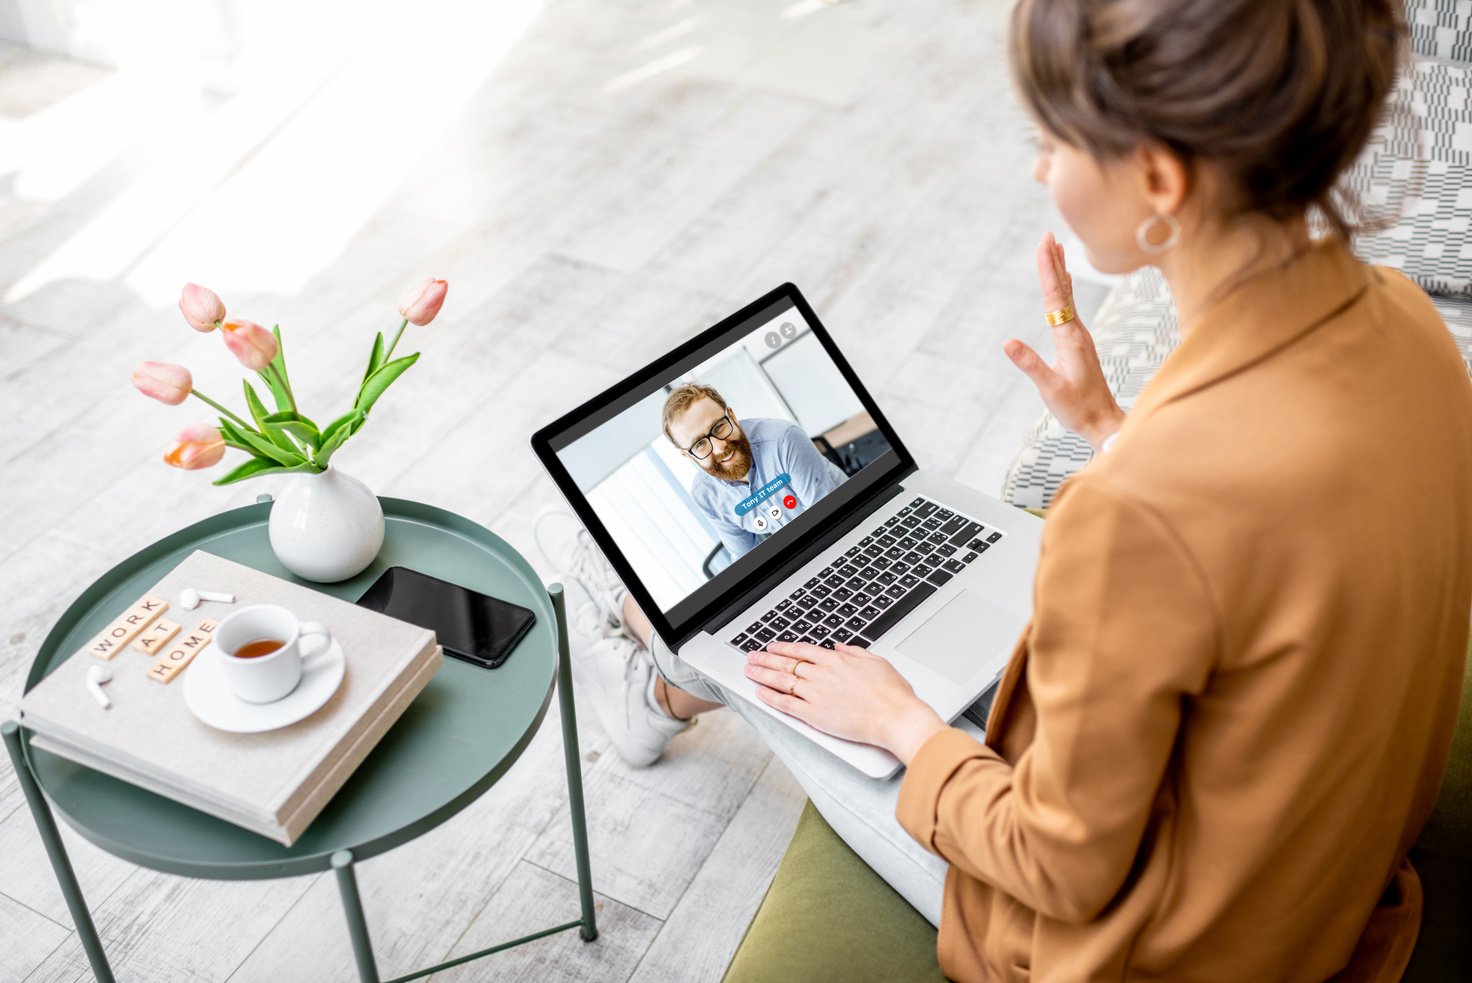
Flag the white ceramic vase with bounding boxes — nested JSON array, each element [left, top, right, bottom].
[[267, 465, 385, 583]]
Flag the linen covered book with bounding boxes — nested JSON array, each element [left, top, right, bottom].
[[19, 550, 442, 845]]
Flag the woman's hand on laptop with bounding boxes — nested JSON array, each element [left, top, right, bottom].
[[1003, 232, 1125, 454], [746, 641, 948, 766]]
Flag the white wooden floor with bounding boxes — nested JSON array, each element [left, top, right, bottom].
[[0, 1, 1098, 979]]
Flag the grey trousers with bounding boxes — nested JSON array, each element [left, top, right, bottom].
[[649, 634, 967, 926]]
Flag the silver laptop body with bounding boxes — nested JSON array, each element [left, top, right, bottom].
[[680, 469, 1039, 778], [532, 284, 1041, 779]]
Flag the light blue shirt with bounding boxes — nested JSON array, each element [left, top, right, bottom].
[[689, 417, 847, 561]]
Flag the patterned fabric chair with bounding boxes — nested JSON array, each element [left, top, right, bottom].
[[1002, 0, 1472, 509]]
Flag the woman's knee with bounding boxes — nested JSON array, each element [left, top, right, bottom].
[[647, 633, 728, 706]]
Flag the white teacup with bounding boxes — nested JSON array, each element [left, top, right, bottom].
[[214, 604, 333, 704]]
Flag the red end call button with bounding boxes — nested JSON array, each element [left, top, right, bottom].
[[782, 494, 797, 510]]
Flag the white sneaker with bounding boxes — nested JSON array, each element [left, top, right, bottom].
[[533, 504, 628, 643], [536, 504, 689, 765], [571, 635, 690, 767]]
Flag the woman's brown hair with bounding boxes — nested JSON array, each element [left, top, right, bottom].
[[1009, 0, 1407, 239]]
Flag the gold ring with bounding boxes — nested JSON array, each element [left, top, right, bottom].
[[1045, 305, 1076, 327], [789, 659, 802, 677], [788, 676, 799, 697]]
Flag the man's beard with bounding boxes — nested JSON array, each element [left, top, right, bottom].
[[706, 431, 753, 481]]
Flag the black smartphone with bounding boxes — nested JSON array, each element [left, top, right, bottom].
[[355, 566, 535, 670]]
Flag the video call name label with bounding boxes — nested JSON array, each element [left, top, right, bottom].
[[733, 473, 793, 517]]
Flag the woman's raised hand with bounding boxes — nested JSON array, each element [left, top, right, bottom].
[[1004, 233, 1125, 453]]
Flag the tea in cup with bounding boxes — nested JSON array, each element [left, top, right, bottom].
[[214, 604, 333, 704], [233, 638, 287, 660]]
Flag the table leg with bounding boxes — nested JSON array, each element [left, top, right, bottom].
[[2, 721, 117, 983], [549, 584, 599, 942], [332, 850, 381, 983]]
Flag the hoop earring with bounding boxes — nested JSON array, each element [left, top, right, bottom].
[[1136, 213, 1181, 254]]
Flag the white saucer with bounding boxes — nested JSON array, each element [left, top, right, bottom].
[[182, 640, 346, 733]]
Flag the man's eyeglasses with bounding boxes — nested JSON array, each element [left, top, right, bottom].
[[687, 410, 736, 460]]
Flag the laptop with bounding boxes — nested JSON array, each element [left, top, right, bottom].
[[531, 283, 1042, 778]]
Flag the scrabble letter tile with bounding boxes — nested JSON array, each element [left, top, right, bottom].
[[86, 596, 169, 660], [147, 623, 215, 683], [131, 619, 181, 655]]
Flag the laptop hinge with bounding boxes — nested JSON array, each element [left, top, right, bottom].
[[681, 463, 919, 645]]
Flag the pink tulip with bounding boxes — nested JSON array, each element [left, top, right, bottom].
[[220, 318, 279, 370], [397, 277, 448, 326], [163, 424, 226, 470], [132, 361, 193, 405], [179, 283, 226, 332]]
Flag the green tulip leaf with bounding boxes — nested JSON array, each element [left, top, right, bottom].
[[355, 352, 419, 416], [319, 408, 364, 444], [269, 325, 294, 409], [261, 366, 292, 415], [217, 419, 261, 454], [263, 410, 321, 449], [364, 331, 385, 384], [314, 434, 347, 469], [241, 430, 305, 467], [242, 380, 271, 429], [268, 421, 321, 448], [311, 408, 365, 468], [212, 457, 318, 487], [263, 410, 319, 428], [226, 417, 305, 468], [244, 381, 300, 456], [314, 412, 364, 468]]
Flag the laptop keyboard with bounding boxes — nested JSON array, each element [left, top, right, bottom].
[[728, 496, 1004, 653]]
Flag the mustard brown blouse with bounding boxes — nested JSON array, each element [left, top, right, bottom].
[[897, 241, 1472, 982]]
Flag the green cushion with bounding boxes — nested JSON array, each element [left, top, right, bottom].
[[1403, 631, 1472, 981], [721, 801, 945, 983], [727, 632, 1472, 982]]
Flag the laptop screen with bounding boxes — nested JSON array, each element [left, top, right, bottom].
[[534, 284, 915, 647]]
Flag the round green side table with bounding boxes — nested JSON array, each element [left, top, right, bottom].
[[2, 498, 597, 983]]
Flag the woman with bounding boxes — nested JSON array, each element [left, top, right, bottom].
[[544, 0, 1472, 978]]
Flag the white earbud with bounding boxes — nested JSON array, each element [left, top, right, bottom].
[[179, 588, 236, 610], [87, 665, 113, 709]]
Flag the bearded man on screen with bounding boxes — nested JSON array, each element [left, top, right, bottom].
[[663, 384, 847, 562]]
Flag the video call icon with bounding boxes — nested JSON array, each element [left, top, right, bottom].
[[764, 322, 799, 350], [767, 505, 782, 520]]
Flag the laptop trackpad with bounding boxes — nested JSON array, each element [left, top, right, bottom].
[[895, 590, 1027, 684]]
